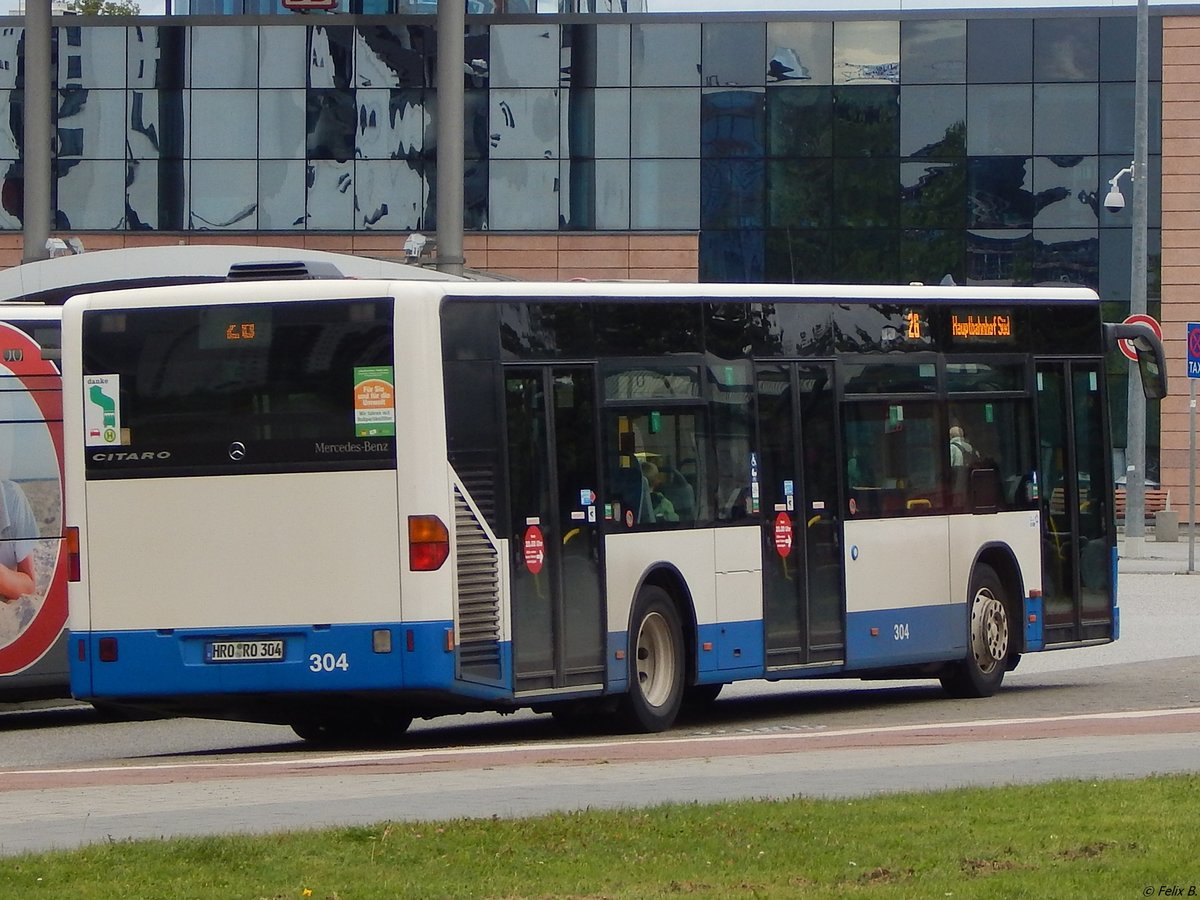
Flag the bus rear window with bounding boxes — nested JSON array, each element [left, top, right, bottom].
[[81, 298, 395, 478]]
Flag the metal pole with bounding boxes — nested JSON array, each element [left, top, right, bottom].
[[1125, 0, 1150, 556], [21, 0, 51, 264], [1190, 378, 1196, 573], [435, 0, 465, 277]]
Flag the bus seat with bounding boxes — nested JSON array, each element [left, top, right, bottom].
[[611, 466, 655, 525], [661, 468, 696, 522]]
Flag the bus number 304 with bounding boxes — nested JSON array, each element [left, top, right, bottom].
[[309, 652, 350, 673], [893, 623, 910, 641]]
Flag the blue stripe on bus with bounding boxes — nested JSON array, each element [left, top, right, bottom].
[[74, 622, 469, 699], [844, 604, 966, 669]]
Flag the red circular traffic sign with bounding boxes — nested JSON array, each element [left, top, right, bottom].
[[523, 525, 545, 574], [1119, 313, 1162, 362], [773, 512, 793, 558]]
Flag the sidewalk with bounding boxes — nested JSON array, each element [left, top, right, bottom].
[[1117, 530, 1200, 575]]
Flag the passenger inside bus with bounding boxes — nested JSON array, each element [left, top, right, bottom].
[[641, 461, 680, 523]]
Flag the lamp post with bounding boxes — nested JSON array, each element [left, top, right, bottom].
[[435, 0, 465, 277], [1107, 0, 1151, 555], [21, 1, 51, 264]]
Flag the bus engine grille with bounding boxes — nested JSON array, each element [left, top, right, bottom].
[[454, 487, 503, 682]]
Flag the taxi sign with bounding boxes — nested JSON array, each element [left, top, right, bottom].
[[1189, 323, 1200, 379]]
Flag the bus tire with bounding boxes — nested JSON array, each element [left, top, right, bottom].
[[618, 586, 685, 733], [940, 563, 1011, 699]]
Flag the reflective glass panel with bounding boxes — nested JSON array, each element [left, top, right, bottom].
[[260, 24, 307, 89], [258, 159, 307, 230], [355, 159, 424, 230], [766, 21, 832, 85], [0, 163, 19, 229], [834, 159, 899, 229], [490, 89, 560, 160], [490, 24, 560, 88], [701, 159, 764, 229], [57, 160, 124, 230], [833, 20, 898, 85], [259, 88, 307, 159], [1098, 16, 1161, 84], [61, 25, 126, 89], [967, 19, 1032, 84], [631, 24, 700, 87], [489, 160, 559, 230], [965, 229, 1033, 285], [900, 229, 964, 285], [356, 25, 430, 89], [700, 229, 764, 283], [901, 160, 966, 229], [630, 89, 699, 158], [1099, 81, 1133, 156], [701, 89, 764, 159], [900, 20, 965, 85], [559, 158, 630, 230], [192, 90, 258, 159], [306, 160, 355, 230], [309, 26, 354, 90], [559, 88, 628, 159], [127, 89, 186, 161], [833, 85, 898, 158], [967, 84, 1032, 156], [1034, 84, 1097, 155], [189, 160, 257, 230], [356, 88, 425, 160], [1033, 228, 1098, 289], [306, 88, 356, 161], [631, 159, 700, 229], [764, 230, 832, 284], [58, 88, 125, 159], [702, 23, 765, 88], [189, 26, 257, 89], [125, 158, 159, 230], [1032, 155, 1098, 228], [767, 86, 832, 157], [0, 31, 19, 91], [128, 27, 186, 90], [900, 84, 965, 159], [968, 157, 1033, 229], [1098, 226, 1132, 304], [767, 159, 832, 230], [0, 92, 17, 158], [564, 25, 630, 89], [1034, 17, 1098, 83]]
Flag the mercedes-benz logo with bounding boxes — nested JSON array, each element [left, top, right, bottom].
[[229, 441, 246, 461]]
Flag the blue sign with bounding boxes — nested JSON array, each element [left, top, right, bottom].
[[1189, 323, 1200, 379]]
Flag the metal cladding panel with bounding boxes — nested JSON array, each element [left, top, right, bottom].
[[82, 470, 402, 631]]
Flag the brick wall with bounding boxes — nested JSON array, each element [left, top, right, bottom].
[[0, 231, 700, 283], [1161, 17, 1200, 521]]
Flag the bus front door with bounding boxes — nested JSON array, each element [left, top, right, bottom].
[[756, 362, 846, 668], [504, 367, 607, 695]]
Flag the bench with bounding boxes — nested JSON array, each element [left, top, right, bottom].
[[1114, 487, 1171, 524]]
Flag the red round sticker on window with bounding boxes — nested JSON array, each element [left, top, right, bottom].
[[774, 512, 793, 558], [523, 525, 545, 574]]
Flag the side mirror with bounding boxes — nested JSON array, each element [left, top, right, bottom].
[[1104, 322, 1168, 401]]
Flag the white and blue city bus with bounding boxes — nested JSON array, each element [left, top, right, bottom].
[[61, 279, 1166, 741]]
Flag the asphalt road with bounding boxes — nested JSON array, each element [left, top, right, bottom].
[[0, 569, 1197, 857]]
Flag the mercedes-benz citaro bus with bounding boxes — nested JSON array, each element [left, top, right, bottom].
[[61, 276, 1166, 743]]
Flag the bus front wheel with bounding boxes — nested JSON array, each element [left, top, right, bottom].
[[940, 563, 1010, 699], [618, 586, 685, 733]]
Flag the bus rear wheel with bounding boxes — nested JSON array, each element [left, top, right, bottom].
[[618, 586, 685, 733], [940, 563, 1010, 699]]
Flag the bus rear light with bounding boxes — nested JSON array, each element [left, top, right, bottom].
[[408, 515, 449, 571], [65, 526, 81, 582], [98, 637, 118, 662], [444, 628, 455, 652], [405, 629, 415, 652]]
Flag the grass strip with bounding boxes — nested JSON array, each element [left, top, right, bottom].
[[1, 774, 1198, 899]]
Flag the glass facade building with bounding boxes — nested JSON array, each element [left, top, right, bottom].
[[0, 11, 1162, 298]]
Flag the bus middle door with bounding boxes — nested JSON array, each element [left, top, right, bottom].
[[756, 361, 846, 668], [505, 367, 606, 695]]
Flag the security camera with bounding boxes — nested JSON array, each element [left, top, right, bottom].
[[1104, 189, 1125, 213]]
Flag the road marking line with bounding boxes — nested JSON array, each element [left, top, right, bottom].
[[4, 707, 1198, 779]]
